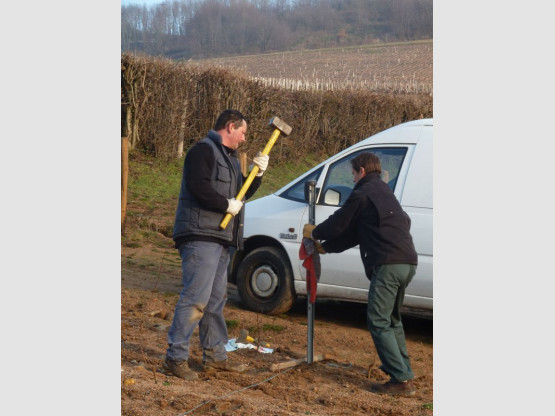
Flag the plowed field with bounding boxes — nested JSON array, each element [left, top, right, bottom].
[[191, 40, 432, 94]]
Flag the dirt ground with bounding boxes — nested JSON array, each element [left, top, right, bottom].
[[121, 246, 433, 415]]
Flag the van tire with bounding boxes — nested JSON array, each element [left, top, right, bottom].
[[236, 247, 296, 315]]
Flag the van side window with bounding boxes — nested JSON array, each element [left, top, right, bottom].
[[280, 167, 323, 202], [321, 147, 407, 206]]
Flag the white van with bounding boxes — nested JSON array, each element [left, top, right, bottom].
[[228, 118, 433, 319]]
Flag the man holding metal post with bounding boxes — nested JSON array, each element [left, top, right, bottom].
[[163, 109, 269, 380], [303, 152, 418, 396]]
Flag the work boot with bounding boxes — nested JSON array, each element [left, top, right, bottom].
[[202, 359, 247, 373], [162, 357, 198, 380], [370, 379, 415, 396]]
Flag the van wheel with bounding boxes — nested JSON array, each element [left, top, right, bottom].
[[236, 247, 296, 315]]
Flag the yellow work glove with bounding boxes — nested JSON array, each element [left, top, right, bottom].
[[303, 224, 316, 239]]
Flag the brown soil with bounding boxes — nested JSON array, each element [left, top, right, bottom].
[[121, 245, 433, 415]]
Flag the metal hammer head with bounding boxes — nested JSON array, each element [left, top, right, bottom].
[[269, 116, 292, 136]]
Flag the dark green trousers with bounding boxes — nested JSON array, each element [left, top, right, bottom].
[[367, 264, 417, 382]]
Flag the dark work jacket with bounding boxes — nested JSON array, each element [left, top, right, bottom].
[[312, 172, 417, 279], [172, 130, 261, 250]]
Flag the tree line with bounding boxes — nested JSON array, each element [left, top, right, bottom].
[[121, 0, 433, 60]]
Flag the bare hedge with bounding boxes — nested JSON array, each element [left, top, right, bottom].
[[121, 53, 433, 164]]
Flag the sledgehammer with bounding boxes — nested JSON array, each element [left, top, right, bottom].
[[220, 116, 292, 229]]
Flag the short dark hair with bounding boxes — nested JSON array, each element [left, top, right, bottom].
[[214, 109, 246, 130], [351, 152, 381, 174]]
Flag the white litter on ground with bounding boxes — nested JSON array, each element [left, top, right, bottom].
[[225, 338, 274, 353]]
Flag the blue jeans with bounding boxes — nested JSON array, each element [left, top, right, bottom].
[[166, 241, 230, 363], [367, 264, 416, 382]]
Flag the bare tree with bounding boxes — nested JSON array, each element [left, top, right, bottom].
[[389, 0, 432, 41], [121, 0, 433, 58]]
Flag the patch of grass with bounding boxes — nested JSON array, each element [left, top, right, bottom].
[[262, 324, 285, 332], [128, 153, 184, 206], [166, 257, 182, 265], [225, 319, 239, 330], [422, 403, 433, 410], [124, 241, 142, 248]]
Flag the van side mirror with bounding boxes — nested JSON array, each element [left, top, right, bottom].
[[324, 188, 341, 206]]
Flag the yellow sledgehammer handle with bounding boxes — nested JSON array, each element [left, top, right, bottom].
[[219, 128, 282, 229]]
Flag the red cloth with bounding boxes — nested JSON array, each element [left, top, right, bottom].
[[299, 238, 320, 304]]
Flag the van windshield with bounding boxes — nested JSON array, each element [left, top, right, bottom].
[[279, 167, 323, 202]]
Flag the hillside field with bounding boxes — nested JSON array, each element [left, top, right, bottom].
[[188, 40, 433, 94]]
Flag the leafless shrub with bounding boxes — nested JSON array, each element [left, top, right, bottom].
[[121, 52, 432, 163]]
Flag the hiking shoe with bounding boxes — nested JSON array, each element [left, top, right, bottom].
[[202, 359, 247, 373], [370, 379, 415, 396], [162, 357, 198, 380]]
